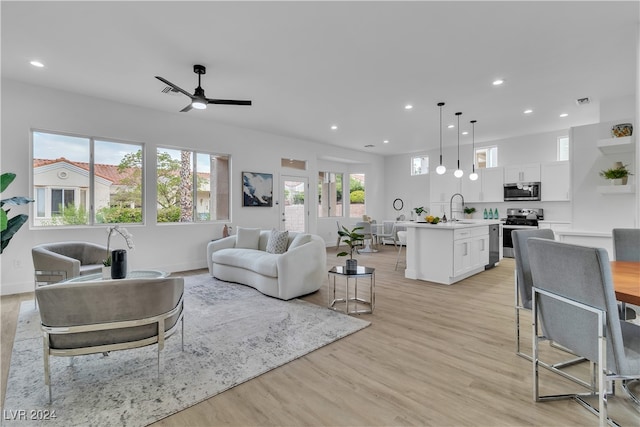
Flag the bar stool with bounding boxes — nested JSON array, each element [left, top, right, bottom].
[[395, 230, 407, 270]]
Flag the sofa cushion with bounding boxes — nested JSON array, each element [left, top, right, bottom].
[[266, 229, 289, 254], [212, 248, 279, 277], [236, 227, 261, 249], [289, 233, 312, 250]]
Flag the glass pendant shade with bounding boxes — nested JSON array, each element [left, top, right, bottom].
[[469, 120, 478, 180], [436, 102, 446, 174], [454, 111, 463, 178]]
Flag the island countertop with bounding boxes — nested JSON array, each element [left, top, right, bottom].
[[403, 219, 502, 230]]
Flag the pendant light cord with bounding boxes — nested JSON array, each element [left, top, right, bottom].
[[438, 102, 445, 166], [456, 112, 462, 169], [471, 120, 476, 172]]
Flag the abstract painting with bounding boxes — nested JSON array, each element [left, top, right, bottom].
[[242, 172, 273, 207]]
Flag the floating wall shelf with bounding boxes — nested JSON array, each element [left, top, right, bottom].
[[597, 136, 635, 154], [597, 184, 635, 194]]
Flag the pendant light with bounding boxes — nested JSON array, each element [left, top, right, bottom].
[[453, 112, 463, 178], [469, 120, 479, 181], [435, 102, 446, 175]]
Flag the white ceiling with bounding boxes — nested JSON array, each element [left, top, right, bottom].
[[2, 1, 638, 155]]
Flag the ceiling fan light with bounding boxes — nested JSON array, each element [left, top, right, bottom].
[[454, 168, 464, 178], [436, 164, 447, 175], [192, 100, 207, 110]]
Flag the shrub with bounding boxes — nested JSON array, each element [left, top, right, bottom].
[[350, 190, 365, 204]]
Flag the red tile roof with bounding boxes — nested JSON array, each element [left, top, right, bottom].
[[33, 158, 136, 185]]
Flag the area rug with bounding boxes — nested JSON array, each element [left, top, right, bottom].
[[2, 275, 370, 426]]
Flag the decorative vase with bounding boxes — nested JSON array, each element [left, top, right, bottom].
[[102, 266, 111, 279], [346, 258, 358, 273], [110, 249, 127, 279], [465, 214, 472, 219], [611, 123, 633, 138]]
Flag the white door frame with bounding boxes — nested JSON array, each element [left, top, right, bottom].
[[280, 174, 309, 233]]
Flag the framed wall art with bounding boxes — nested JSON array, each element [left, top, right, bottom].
[[242, 171, 273, 207]]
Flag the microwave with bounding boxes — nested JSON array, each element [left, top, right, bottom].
[[503, 182, 541, 201]]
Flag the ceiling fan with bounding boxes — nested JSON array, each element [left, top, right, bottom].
[[155, 64, 252, 112]]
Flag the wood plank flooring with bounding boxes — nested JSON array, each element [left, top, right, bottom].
[[2, 244, 638, 426]]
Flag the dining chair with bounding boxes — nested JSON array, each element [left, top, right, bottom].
[[528, 237, 640, 426], [355, 221, 375, 252], [512, 229, 590, 386], [376, 221, 397, 247], [395, 230, 407, 271]]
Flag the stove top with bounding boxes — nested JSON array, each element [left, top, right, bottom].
[[505, 207, 544, 226]]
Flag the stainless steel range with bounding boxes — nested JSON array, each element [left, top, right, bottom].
[[502, 208, 544, 258]]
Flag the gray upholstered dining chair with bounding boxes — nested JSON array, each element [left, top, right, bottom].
[[528, 238, 640, 426], [512, 229, 591, 387], [612, 228, 640, 262], [355, 221, 375, 251]]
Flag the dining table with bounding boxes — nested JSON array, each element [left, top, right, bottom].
[[611, 261, 640, 306]]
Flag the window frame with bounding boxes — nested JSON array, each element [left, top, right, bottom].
[[557, 136, 570, 161], [31, 129, 145, 228], [475, 146, 498, 169], [318, 171, 343, 218], [156, 146, 231, 224], [411, 155, 429, 176]]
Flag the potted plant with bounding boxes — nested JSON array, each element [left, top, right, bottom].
[[463, 206, 476, 219], [1, 173, 34, 254], [337, 225, 364, 272], [413, 206, 427, 221], [600, 162, 633, 185]]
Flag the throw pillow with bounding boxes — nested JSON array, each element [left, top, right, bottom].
[[288, 233, 312, 250], [236, 227, 261, 249], [266, 229, 289, 254]]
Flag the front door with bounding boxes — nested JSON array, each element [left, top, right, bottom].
[[280, 175, 308, 232]]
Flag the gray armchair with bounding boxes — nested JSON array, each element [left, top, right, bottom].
[[528, 238, 640, 425], [32, 241, 107, 284], [36, 276, 185, 403]]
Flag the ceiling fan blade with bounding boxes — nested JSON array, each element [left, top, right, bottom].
[[180, 103, 193, 113], [155, 76, 194, 99], [207, 98, 252, 106]]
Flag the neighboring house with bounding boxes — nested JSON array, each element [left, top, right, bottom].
[[32, 158, 129, 226]]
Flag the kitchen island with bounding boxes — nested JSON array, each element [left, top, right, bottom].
[[404, 220, 502, 285]]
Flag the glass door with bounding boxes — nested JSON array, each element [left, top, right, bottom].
[[281, 175, 308, 232]]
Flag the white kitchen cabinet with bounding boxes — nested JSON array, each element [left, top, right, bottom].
[[405, 222, 491, 285], [504, 163, 540, 183], [429, 170, 461, 203], [460, 167, 504, 203], [541, 161, 570, 201]]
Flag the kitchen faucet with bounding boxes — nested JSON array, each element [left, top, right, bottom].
[[449, 193, 465, 222]]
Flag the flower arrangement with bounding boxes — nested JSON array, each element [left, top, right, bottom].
[[103, 225, 134, 266]]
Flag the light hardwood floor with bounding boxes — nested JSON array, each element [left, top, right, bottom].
[[2, 245, 638, 426]]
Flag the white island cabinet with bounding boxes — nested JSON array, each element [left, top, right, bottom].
[[404, 221, 498, 285]]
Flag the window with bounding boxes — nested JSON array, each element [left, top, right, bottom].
[[157, 148, 230, 223], [318, 172, 343, 217], [349, 173, 365, 218], [32, 130, 144, 227], [557, 136, 569, 161], [475, 146, 498, 168], [411, 156, 429, 175], [281, 158, 307, 170]]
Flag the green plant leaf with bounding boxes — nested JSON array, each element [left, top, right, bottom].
[[0, 214, 28, 254], [0, 209, 7, 232], [1, 196, 35, 207], [0, 173, 16, 193]]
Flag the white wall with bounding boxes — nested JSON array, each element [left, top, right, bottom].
[[0, 79, 384, 295]]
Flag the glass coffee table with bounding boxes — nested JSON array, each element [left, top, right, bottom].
[[62, 269, 169, 283], [328, 265, 375, 314]]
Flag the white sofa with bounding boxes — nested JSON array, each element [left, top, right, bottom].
[[206, 228, 326, 300]]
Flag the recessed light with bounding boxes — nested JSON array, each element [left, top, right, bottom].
[[330, 125, 338, 130], [492, 79, 504, 86], [383, 140, 389, 144], [30, 60, 44, 68], [462, 131, 468, 135], [447, 124, 455, 129], [404, 104, 413, 110], [559, 113, 568, 118], [524, 109, 533, 114]]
